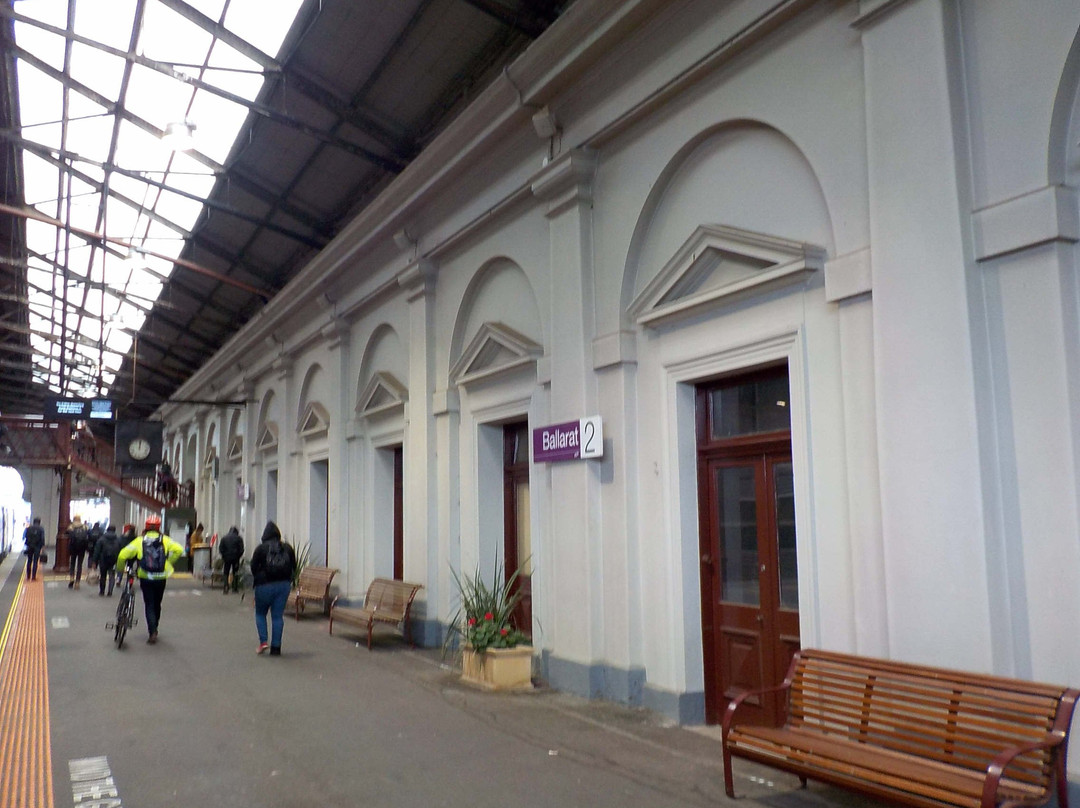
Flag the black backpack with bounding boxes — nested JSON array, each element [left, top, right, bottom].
[[141, 533, 167, 574], [68, 525, 88, 553], [265, 541, 291, 579]]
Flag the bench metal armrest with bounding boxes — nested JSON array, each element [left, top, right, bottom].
[[721, 680, 792, 739], [981, 733, 1065, 808]]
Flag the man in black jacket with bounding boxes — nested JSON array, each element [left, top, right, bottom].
[[92, 525, 122, 596], [217, 527, 244, 594], [23, 517, 46, 581], [67, 516, 88, 589]]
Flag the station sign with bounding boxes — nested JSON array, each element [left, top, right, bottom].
[[532, 416, 603, 462]]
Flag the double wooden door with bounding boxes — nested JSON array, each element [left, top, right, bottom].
[[697, 371, 800, 726]]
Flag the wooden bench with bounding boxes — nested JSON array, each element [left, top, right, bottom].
[[329, 578, 423, 649], [722, 649, 1079, 808], [285, 565, 339, 620]]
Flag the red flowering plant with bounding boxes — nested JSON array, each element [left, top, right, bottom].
[[447, 560, 530, 654]]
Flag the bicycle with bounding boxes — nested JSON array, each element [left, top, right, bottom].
[[106, 562, 138, 649]]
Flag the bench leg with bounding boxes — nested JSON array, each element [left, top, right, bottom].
[[367, 620, 373, 651], [723, 746, 735, 799], [798, 775, 807, 789]]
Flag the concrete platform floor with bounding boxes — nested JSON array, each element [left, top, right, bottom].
[[1, 552, 877, 808]]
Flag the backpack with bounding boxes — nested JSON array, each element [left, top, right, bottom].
[[141, 533, 167, 574], [264, 541, 291, 579], [68, 525, 88, 553]]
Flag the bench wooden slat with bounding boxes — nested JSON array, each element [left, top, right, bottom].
[[722, 649, 1079, 808], [329, 578, 423, 650], [284, 565, 339, 620]]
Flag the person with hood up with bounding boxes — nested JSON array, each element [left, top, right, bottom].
[[92, 524, 122, 596], [217, 526, 244, 594], [248, 521, 296, 656]]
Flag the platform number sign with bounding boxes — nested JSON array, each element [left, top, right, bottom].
[[532, 416, 604, 463]]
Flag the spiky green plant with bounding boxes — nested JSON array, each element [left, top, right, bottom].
[[290, 541, 311, 588], [446, 559, 530, 654]]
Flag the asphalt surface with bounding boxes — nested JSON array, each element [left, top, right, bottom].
[[0, 552, 980, 807]]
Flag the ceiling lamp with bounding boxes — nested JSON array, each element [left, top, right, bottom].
[[162, 120, 196, 152]]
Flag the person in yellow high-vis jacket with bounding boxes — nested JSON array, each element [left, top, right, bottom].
[[116, 515, 184, 644]]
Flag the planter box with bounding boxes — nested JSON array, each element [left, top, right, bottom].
[[461, 646, 534, 691]]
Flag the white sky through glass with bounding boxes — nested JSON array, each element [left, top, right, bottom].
[[13, 0, 304, 399]]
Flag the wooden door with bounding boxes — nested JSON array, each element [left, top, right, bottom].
[[503, 422, 532, 634], [697, 369, 800, 726]]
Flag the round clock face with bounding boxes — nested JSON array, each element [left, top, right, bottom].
[[128, 438, 151, 461]]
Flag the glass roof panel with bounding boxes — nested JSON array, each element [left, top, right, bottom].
[[13, 0, 306, 403], [69, 42, 127, 102], [73, 0, 138, 51]]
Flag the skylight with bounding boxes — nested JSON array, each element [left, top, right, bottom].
[[10, 0, 304, 400]]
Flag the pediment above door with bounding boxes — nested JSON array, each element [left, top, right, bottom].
[[629, 225, 825, 328], [450, 322, 543, 387], [356, 372, 408, 419]]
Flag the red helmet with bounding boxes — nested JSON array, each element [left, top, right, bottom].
[[145, 515, 162, 530]]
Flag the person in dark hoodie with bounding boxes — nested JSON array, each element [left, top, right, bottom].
[[248, 521, 296, 656], [92, 524, 122, 596], [217, 526, 244, 594]]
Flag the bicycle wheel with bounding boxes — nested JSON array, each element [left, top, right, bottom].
[[115, 591, 130, 648]]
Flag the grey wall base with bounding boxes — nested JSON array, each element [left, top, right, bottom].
[[416, 622, 708, 726]]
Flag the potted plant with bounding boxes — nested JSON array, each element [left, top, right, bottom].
[[448, 561, 532, 691]]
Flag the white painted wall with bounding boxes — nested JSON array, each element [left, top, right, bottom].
[[154, 0, 1080, 775]]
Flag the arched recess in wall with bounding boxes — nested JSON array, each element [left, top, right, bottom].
[[183, 433, 198, 487], [448, 257, 545, 379], [256, 389, 280, 454], [297, 363, 331, 433], [226, 408, 243, 471], [1047, 27, 1080, 186], [356, 324, 408, 418], [620, 120, 836, 320]]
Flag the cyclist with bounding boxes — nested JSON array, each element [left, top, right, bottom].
[[116, 515, 184, 645]]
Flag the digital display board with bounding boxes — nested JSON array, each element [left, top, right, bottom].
[[44, 398, 114, 421]]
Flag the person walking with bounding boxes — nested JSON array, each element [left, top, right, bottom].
[[217, 526, 244, 594], [67, 516, 88, 589], [249, 521, 296, 656], [92, 524, 122, 596], [22, 517, 46, 581], [116, 515, 184, 644]]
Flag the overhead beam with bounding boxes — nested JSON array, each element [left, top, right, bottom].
[[0, 202, 272, 300], [154, 0, 412, 158], [3, 14, 408, 173], [458, 0, 556, 38]]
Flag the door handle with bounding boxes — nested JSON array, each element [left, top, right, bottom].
[[701, 554, 714, 569], [756, 613, 764, 623]]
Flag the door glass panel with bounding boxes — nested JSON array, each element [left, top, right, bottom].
[[774, 462, 798, 609], [515, 480, 531, 576], [717, 465, 759, 606], [710, 374, 791, 438]]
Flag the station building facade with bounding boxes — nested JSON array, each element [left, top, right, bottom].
[[154, 0, 1080, 770]]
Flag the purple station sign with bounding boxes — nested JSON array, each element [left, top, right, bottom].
[[532, 416, 603, 463]]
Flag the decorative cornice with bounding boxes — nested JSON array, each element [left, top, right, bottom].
[[396, 259, 437, 302], [851, 0, 918, 30], [531, 148, 597, 217]]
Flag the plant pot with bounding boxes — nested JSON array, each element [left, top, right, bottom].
[[461, 645, 534, 691]]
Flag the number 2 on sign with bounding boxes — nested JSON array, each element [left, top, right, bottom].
[[579, 416, 603, 459]]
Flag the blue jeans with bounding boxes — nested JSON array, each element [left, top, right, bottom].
[[254, 580, 291, 648]]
